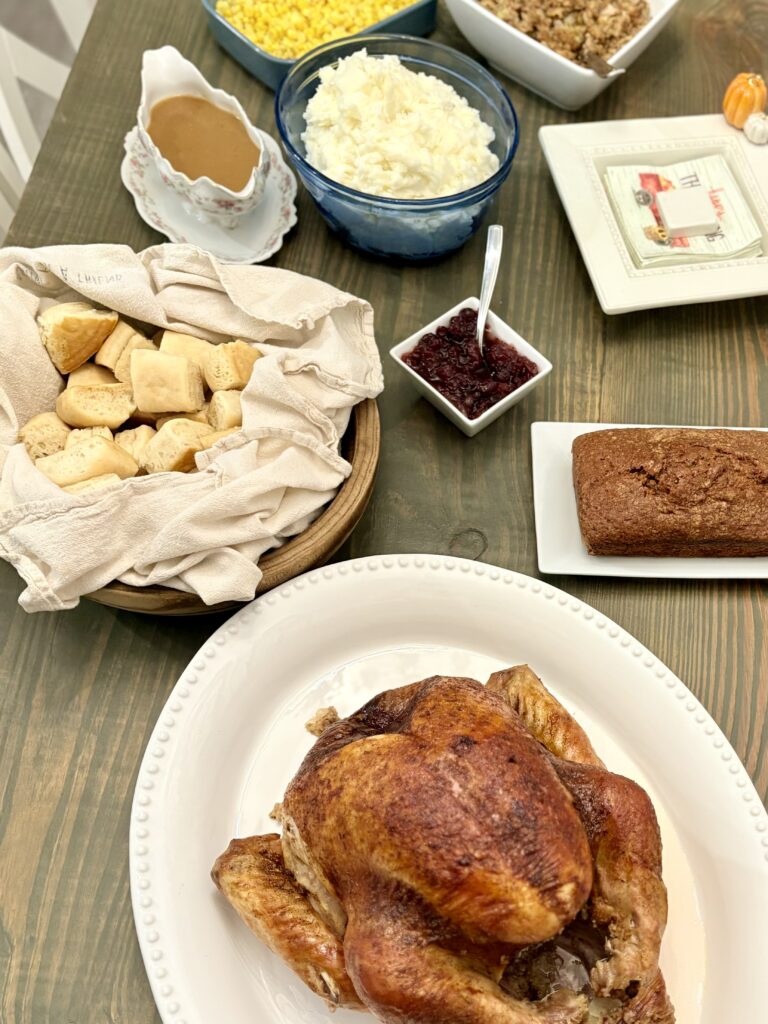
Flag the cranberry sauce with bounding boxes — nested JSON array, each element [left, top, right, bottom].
[[403, 307, 539, 420]]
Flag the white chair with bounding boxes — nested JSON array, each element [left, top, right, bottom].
[[0, 140, 24, 239], [0, 0, 95, 239]]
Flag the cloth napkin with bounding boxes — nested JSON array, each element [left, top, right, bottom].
[[0, 243, 383, 612]]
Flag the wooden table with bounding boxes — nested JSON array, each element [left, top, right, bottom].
[[1, 0, 766, 1020]]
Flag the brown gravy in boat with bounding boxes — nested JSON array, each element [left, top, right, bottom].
[[147, 95, 260, 192]]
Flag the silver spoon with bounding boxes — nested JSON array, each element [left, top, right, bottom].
[[477, 224, 503, 355]]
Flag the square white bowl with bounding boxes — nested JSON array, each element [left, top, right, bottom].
[[444, 0, 683, 110], [390, 296, 552, 437]]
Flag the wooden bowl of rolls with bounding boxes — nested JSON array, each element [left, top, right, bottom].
[[19, 302, 380, 615]]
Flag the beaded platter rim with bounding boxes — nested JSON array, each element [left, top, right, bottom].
[[129, 553, 768, 1024]]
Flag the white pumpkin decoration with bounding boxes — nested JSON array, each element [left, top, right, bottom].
[[744, 111, 768, 145]]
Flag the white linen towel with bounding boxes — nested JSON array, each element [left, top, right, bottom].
[[0, 243, 383, 612]]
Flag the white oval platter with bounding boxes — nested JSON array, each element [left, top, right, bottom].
[[130, 554, 768, 1024]]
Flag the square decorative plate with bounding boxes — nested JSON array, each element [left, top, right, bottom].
[[531, 421, 768, 578], [539, 115, 768, 314]]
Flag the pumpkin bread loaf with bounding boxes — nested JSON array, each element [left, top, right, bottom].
[[572, 428, 768, 557]]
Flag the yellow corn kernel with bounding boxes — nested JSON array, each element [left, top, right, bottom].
[[215, 0, 416, 60]]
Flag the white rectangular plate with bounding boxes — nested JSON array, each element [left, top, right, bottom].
[[531, 421, 768, 578], [539, 115, 768, 314]]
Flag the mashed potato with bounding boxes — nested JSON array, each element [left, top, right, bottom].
[[302, 50, 500, 200]]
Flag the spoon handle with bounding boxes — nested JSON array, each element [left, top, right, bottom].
[[477, 224, 503, 355], [583, 51, 626, 78]]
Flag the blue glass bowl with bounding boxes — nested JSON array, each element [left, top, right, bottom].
[[274, 35, 519, 261]]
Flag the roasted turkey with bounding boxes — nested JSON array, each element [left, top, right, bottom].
[[212, 666, 675, 1023]]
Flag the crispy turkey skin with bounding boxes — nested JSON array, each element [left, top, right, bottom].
[[212, 666, 674, 1024]]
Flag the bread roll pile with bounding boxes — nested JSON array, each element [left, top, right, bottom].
[[19, 302, 261, 493]]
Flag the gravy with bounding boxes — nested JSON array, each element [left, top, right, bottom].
[[147, 95, 260, 192]]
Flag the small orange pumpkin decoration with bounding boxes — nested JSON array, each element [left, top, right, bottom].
[[723, 72, 767, 129]]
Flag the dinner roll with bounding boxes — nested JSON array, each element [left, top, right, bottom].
[[56, 383, 136, 429], [18, 411, 71, 460], [65, 426, 114, 448], [199, 427, 239, 450], [159, 330, 216, 376], [38, 302, 118, 374], [128, 409, 162, 426], [205, 340, 261, 391], [139, 418, 211, 474], [114, 335, 158, 384], [63, 474, 122, 494], [208, 390, 242, 431], [36, 436, 138, 487], [115, 425, 156, 464], [95, 320, 145, 371], [131, 350, 204, 413], [67, 363, 117, 387], [155, 404, 210, 429]]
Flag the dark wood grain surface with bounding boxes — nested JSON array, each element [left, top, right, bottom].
[[1, 0, 766, 1021]]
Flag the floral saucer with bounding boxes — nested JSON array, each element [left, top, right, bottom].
[[121, 126, 297, 264]]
